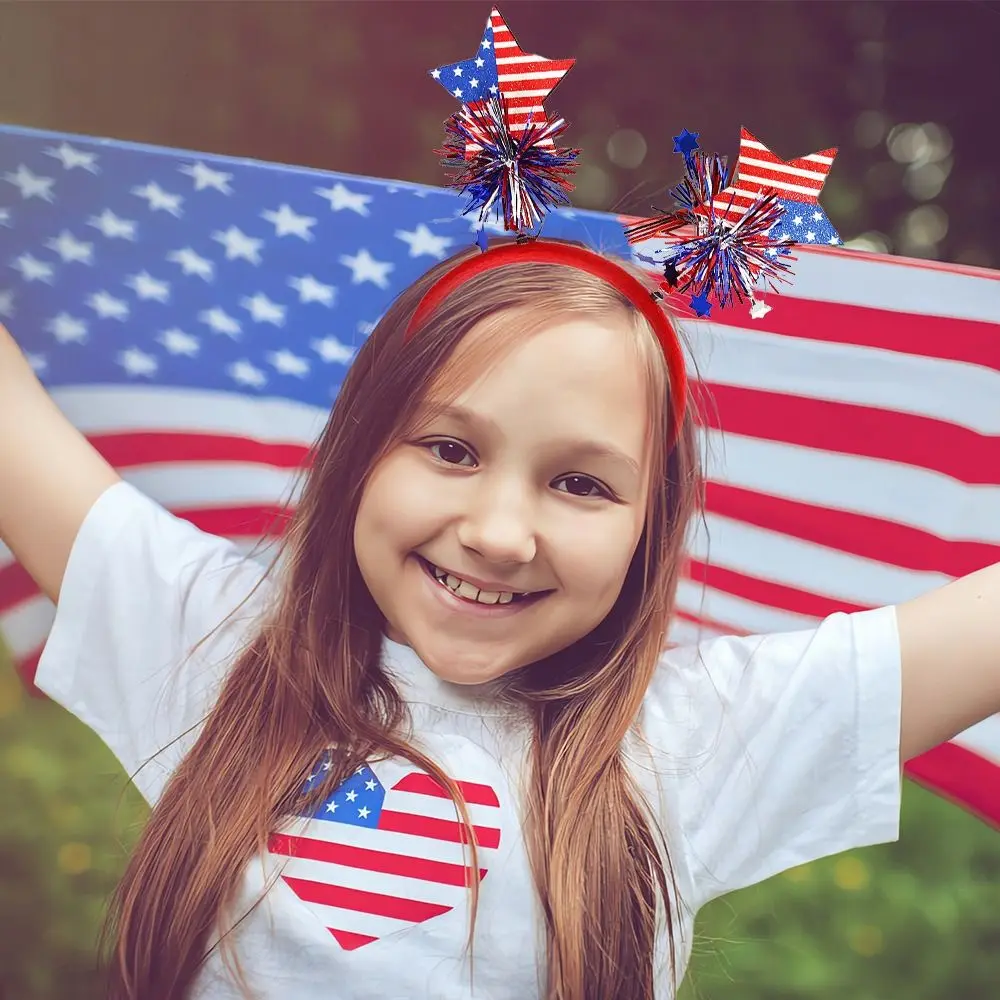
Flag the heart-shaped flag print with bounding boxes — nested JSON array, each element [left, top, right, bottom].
[[268, 761, 503, 950]]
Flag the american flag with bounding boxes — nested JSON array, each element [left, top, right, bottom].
[[430, 6, 574, 147], [703, 127, 843, 247], [268, 759, 502, 950], [0, 123, 998, 828]]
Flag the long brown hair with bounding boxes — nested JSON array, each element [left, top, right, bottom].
[[102, 243, 703, 1000]]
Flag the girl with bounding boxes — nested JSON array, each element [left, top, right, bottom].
[[1, 242, 998, 1000]]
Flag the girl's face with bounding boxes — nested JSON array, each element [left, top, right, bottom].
[[353, 312, 653, 685]]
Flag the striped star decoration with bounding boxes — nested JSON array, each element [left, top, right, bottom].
[[429, 6, 575, 149]]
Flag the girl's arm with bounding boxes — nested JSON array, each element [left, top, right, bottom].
[[0, 324, 121, 603], [897, 563, 1000, 760]]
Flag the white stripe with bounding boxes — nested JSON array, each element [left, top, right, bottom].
[[684, 321, 1000, 434], [497, 88, 561, 99], [702, 429, 1000, 546], [492, 40, 518, 49], [498, 70, 568, 83], [736, 155, 830, 184], [286, 897, 418, 940], [666, 616, 724, 647], [740, 138, 835, 165], [735, 171, 826, 199], [675, 579, 819, 635], [757, 248, 1000, 320], [49, 385, 327, 443], [286, 817, 491, 866], [632, 240, 1000, 323], [953, 715, 1000, 762], [387, 787, 501, 825], [495, 55, 553, 65], [116, 464, 301, 509], [277, 855, 474, 909], [0, 594, 54, 658], [692, 513, 950, 606]]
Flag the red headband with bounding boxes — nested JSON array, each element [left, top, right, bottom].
[[404, 242, 689, 445]]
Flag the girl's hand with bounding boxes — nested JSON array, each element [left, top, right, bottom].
[[897, 563, 1000, 760], [0, 324, 121, 603]]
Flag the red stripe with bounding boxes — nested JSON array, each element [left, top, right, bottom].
[[687, 558, 867, 620], [328, 928, 377, 951], [268, 832, 485, 887], [905, 742, 1000, 828], [281, 875, 450, 923], [377, 809, 501, 850], [695, 381, 998, 484], [88, 431, 310, 469], [698, 296, 1000, 373], [392, 772, 501, 807], [0, 561, 35, 614], [705, 482, 1000, 579], [497, 58, 573, 76], [178, 504, 292, 539]]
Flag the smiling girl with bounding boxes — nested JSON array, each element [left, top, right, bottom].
[[3, 9, 1000, 997], [2, 240, 999, 1000]]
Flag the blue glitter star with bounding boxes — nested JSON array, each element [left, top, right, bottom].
[[689, 293, 712, 318], [672, 129, 700, 158]]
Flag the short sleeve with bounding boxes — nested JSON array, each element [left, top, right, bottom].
[[34, 480, 272, 805], [640, 608, 902, 907]]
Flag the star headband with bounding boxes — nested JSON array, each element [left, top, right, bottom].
[[409, 6, 847, 443]]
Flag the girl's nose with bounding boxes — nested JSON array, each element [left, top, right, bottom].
[[456, 479, 537, 566]]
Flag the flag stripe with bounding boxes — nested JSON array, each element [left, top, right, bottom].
[[393, 771, 502, 807], [281, 876, 451, 923], [698, 381, 1000, 483], [705, 482, 1000, 579], [268, 832, 482, 888], [377, 809, 502, 850]]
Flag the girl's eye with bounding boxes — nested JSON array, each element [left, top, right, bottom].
[[553, 475, 610, 499], [428, 440, 476, 467]]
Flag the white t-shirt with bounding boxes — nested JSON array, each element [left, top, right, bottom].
[[35, 481, 902, 999]]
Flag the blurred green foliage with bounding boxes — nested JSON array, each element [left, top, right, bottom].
[[2, 646, 998, 1000]]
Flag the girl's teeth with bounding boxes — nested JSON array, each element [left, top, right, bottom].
[[433, 564, 519, 606]]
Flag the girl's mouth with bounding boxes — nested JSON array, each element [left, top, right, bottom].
[[416, 556, 548, 609]]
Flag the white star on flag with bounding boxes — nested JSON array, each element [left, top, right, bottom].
[[46, 313, 89, 344], [87, 290, 130, 320], [395, 224, 452, 259], [88, 209, 137, 240], [44, 142, 99, 172], [213, 226, 264, 264], [311, 336, 355, 364], [12, 254, 55, 283], [315, 182, 372, 216], [241, 292, 286, 325], [288, 274, 335, 306], [4, 165, 55, 201], [131, 182, 184, 216], [339, 248, 393, 288], [167, 247, 214, 280], [199, 307, 242, 337], [125, 272, 171, 302], [46, 231, 95, 264], [267, 349, 310, 376], [118, 347, 158, 377], [228, 358, 266, 387], [261, 204, 316, 240], [157, 328, 200, 356], [179, 161, 233, 194]]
